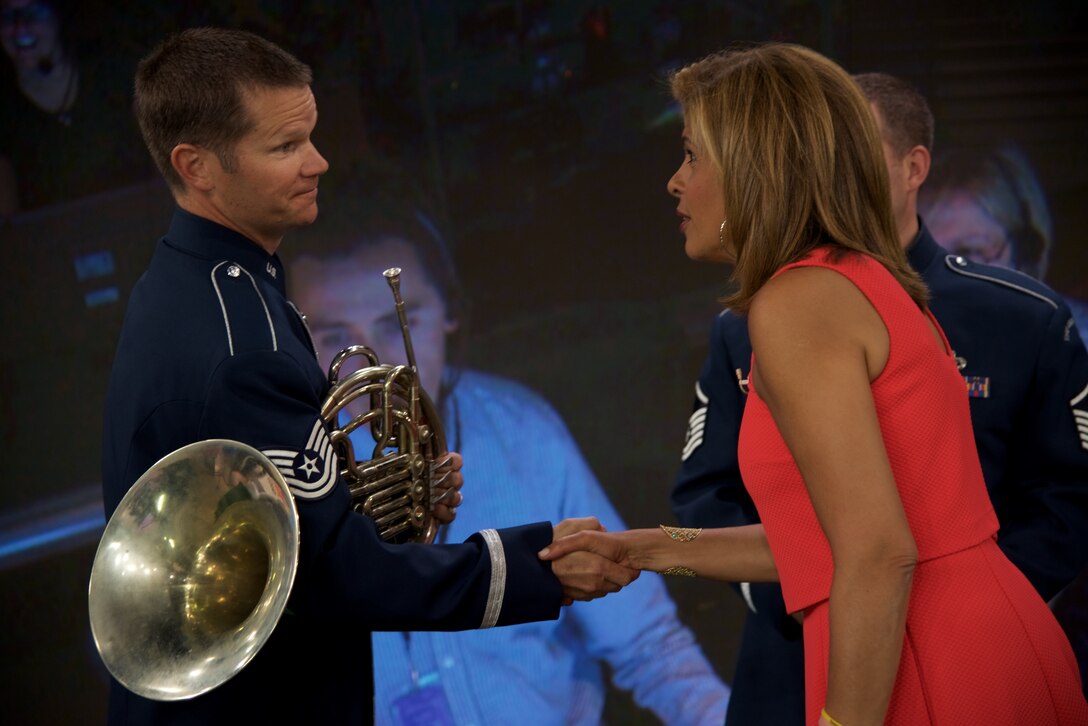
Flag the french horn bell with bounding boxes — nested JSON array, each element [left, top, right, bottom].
[[88, 439, 299, 700]]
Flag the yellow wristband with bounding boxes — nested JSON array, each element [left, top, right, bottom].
[[821, 707, 845, 726]]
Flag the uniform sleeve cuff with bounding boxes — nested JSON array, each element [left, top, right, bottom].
[[481, 522, 562, 627]]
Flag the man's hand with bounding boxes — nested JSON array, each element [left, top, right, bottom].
[[430, 452, 464, 525], [540, 517, 639, 604]]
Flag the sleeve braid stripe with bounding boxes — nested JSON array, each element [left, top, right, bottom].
[[479, 529, 507, 629]]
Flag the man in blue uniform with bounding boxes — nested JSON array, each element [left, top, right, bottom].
[[101, 28, 636, 725], [670, 72, 1088, 724]]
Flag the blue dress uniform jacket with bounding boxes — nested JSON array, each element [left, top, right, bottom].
[[101, 208, 563, 725], [671, 223, 1088, 725]]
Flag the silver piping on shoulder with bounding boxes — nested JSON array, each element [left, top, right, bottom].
[[210, 261, 279, 355]]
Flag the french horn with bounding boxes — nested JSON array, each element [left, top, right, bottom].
[[89, 267, 448, 700], [320, 268, 451, 545]]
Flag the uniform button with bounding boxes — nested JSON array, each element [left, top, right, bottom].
[[954, 256, 967, 266], [227, 264, 241, 277]]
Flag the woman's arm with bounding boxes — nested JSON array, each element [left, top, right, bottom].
[[539, 521, 778, 583], [631, 523, 779, 581], [749, 266, 917, 726]]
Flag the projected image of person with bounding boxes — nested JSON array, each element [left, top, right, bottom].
[[287, 198, 731, 726], [541, 44, 1088, 725], [0, 0, 151, 214], [666, 69, 1088, 725], [920, 144, 1088, 333]]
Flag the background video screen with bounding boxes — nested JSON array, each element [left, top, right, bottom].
[[1, 1, 1085, 723]]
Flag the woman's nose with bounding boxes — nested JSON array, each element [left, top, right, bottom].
[[667, 170, 683, 197]]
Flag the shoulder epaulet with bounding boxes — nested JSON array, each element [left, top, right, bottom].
[[714, 307, 750, 345], [942, 254, 1062, 310], [210, 260, 278, 355]]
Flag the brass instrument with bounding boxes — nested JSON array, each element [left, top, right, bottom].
[[88, 439, 299, 701], [320, 267, 451, 545], [88, 268, 448, 700]]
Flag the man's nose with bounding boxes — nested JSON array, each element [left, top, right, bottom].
[[306, 144, 330, 177]]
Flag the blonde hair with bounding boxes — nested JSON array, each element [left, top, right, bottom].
[[670, 43, 928, 312]]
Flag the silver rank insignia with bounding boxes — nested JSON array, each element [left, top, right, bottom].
[[1073, 383, 1088, 451], [681, 382, 709, 462], [262, 419, 339, 500]]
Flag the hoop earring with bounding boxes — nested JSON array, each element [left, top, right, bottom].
[[719, 219, 727, 248]]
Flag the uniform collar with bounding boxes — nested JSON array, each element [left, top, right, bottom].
[[165, 207, 287, 295], [905, 218, 947, 274]]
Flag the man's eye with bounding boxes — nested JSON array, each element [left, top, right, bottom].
[[315, 330, 348, 350], [377, 317, 404, 341]]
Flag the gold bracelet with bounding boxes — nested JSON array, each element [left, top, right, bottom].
[[821, 707, 845, 726], [659, 526, 700, 576], [659, 524, 702, 542]]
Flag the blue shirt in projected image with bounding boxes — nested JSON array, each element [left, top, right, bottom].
[[356, 370, 730, 726]]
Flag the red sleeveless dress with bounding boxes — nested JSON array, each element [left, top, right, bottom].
[[738, 247, 1087, 724]]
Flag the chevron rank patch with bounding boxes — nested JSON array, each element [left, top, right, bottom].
[[681, 382, 710, 462], [263, 419, 339, 499], [1074, 384, 1088, 451]]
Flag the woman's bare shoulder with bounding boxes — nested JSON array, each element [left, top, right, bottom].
[[749, 265, 883, 359], [749, 264, 890, 385], [750, 265, 858, 328]]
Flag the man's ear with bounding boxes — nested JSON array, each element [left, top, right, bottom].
[[170, 144, 216, 192], [906, 144, 931, 192]]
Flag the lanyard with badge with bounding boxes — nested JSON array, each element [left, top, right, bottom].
[[391, 634, 456, 726], [391, 393, 459, 726]]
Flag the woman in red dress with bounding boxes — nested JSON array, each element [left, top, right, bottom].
[[541, 44, 1087, 725]]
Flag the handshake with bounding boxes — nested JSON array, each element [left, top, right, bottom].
[[539, 517, 641, 606], [431, 457, 641, 605]]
